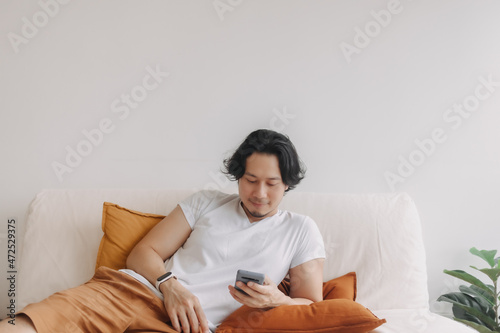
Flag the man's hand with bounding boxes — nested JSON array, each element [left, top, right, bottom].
[[228, 275, 290, 308], [161, 279, 210, 333]]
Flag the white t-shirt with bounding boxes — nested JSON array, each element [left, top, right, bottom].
[[122, 190, 325, 331]]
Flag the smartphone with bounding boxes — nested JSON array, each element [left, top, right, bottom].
[[235, 269, 265, 295]]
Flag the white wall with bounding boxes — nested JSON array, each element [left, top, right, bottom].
[[1, 0, 499, 318]]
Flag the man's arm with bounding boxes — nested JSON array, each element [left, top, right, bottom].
[[228, 258, 324, 307], [126, 205, 209, 333], [286, 257, 324, 304], [126, 205, 191, 284]]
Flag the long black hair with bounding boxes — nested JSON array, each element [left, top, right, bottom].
[[223, 129, 306, 192]]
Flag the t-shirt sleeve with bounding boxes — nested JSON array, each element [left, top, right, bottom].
[[290, 216, 326, 268], [179, 190, 233, 229]]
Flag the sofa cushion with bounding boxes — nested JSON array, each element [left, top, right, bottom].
[[279, 192, 429, 310], [371, 309, 476, 333], [95, 202, 166, 270]]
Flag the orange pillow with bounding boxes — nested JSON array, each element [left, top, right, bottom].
[[216, 273, 386, 333], [95, 202, 166, 271], [215, 299, 386, 333]]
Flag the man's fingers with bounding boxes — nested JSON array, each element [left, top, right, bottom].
[[194, 302, 210, 333], [247, 281, 265, 292], [236, 281, 256, 296], [240, 280, 267, 296], [168, 308, 209, 333], [167, 310, 182, 333], [177, 311, 191, 333], [186, 307, 200, 333]]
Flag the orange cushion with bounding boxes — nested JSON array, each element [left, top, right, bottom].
[[216, 273, 386, 333], [95, 202, 165, 271], [215, 299, 386, 333]]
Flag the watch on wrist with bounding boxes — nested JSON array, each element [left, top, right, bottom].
[[155, 272, 176, 291]]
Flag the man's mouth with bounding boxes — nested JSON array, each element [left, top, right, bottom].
[[250, 200, 267, 208]]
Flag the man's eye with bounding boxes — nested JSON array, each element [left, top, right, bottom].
[[247, 179, 256, 183], [268, 183, 278, 187]]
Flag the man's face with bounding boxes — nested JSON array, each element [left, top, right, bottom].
[[238, 152, 289, 223]]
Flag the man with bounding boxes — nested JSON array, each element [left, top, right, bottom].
[[2, 129, 325, 333]]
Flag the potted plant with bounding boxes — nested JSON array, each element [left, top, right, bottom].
[[438, 247, 500, 332]]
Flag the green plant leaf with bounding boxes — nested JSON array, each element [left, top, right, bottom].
[[438, 292, 476, 306], [457, 304, 498, 329], [460, 285, 496, 309], [459, 285, 495, 307], [438, 292, 486, 319], [471, 248, 497, 268], [444, 269, 495, 296], [452, 303, 484, 326], [470, 266, 500, 283], [454, 318, 496, 333], [438, 293, 498, 329], [454, 303, 499, 330]]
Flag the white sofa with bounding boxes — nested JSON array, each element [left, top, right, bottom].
[[17, 189, 474, 332]]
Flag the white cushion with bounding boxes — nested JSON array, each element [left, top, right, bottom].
[[372, 309, 475, 333], [280, 192, 429, 310]]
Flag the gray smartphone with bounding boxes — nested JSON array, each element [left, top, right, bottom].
[[235, 269, 265, 295]]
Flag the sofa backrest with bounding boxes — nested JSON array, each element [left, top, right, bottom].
[[280, 192, 429, 310], [17, 189, 429, 311]]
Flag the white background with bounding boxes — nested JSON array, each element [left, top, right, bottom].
[[1, 0, 499, 318]]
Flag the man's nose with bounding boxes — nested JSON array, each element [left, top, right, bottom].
[[253, 183, 266, 198]]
